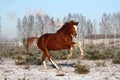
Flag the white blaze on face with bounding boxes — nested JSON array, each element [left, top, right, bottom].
[[73, 25, 78, 35]]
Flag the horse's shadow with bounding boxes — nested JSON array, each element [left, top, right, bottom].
[[50, 63, 75, 68]]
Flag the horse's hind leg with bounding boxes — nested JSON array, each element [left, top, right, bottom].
[[43, 49, 60, 70], [42, 54, 47, 69], [47, 52, 60, 69], [47, 53, 60, 70]]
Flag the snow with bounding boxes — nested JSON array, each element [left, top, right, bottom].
[[0, 58, 120, 80]]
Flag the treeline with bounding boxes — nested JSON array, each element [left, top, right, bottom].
[[17, 12, 120, 42], [17, 14, 61, 43]]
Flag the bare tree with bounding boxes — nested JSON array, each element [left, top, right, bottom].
[[78, 14, 87, 39], [36, 14, 44, 36], [116, 12, 120, 34], [86, 19, 93, 36], [0, 16, 1, 38], [53, 19, 61, 33], [44, 15, 52, 33], [21, 16, 29, 44], [50, 18, 55, 33], [16, 18, 22, 42], [28, 15, 35, 37]]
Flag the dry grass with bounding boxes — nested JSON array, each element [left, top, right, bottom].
[[112, 58, 120, 64]]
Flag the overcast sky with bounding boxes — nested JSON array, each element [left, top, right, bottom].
[[0, 0, 120, 39]]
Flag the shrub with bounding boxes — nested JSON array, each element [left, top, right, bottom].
[[50, 50, 68, 60], [85, 44, 118, 60], [4, 78, 7, 80], [14, 55, 26, 65], [0, 49, 15, 59], [85, 46, 106, 60], [101, 48, 116, 59], [25, 54, 42, 65], [112, 51, 120, 64], [112, 58, 120, 64], [14, 51, 42, 65], [0, 48, 27, 58], [74, 60, 89, 74]]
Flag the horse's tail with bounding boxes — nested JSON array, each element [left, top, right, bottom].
[[25, 37, 38, 53]]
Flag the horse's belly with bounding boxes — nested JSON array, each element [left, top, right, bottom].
[[47, 43, 70, 51]]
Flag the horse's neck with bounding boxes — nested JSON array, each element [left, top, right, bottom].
[[56, 31, 72, 41]]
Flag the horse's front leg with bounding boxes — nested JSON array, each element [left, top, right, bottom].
[[68, 41, 84, 59], [68, 42, 75, 58], [68, 47, 73, 58], [75, 41, 84, 58]]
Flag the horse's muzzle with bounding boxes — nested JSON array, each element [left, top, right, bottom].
[[72, 33, 77, 38]]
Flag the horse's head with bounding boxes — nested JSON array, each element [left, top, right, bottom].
[[66, 20, 79, 37], [57, 20, 79, 37]]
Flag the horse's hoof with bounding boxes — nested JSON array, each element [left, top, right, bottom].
[[79, 55, 84, 59], [68, 54, 72, 58], [57, 68, 64, 72], [56, 69, 66, 76]]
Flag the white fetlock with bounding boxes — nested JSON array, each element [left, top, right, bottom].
[[50, 58, 60, 70], [43, 61, 47, 69]]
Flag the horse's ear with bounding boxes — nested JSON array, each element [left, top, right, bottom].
[[76, 22, 79, 25]]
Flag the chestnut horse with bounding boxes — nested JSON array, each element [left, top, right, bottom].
[[26, 21, 84, 70]]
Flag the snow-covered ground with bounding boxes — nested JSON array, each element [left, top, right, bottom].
[[0, 58, 120, 80]]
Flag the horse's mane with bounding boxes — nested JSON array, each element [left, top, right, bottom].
[[57, 22, 68, 33]]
